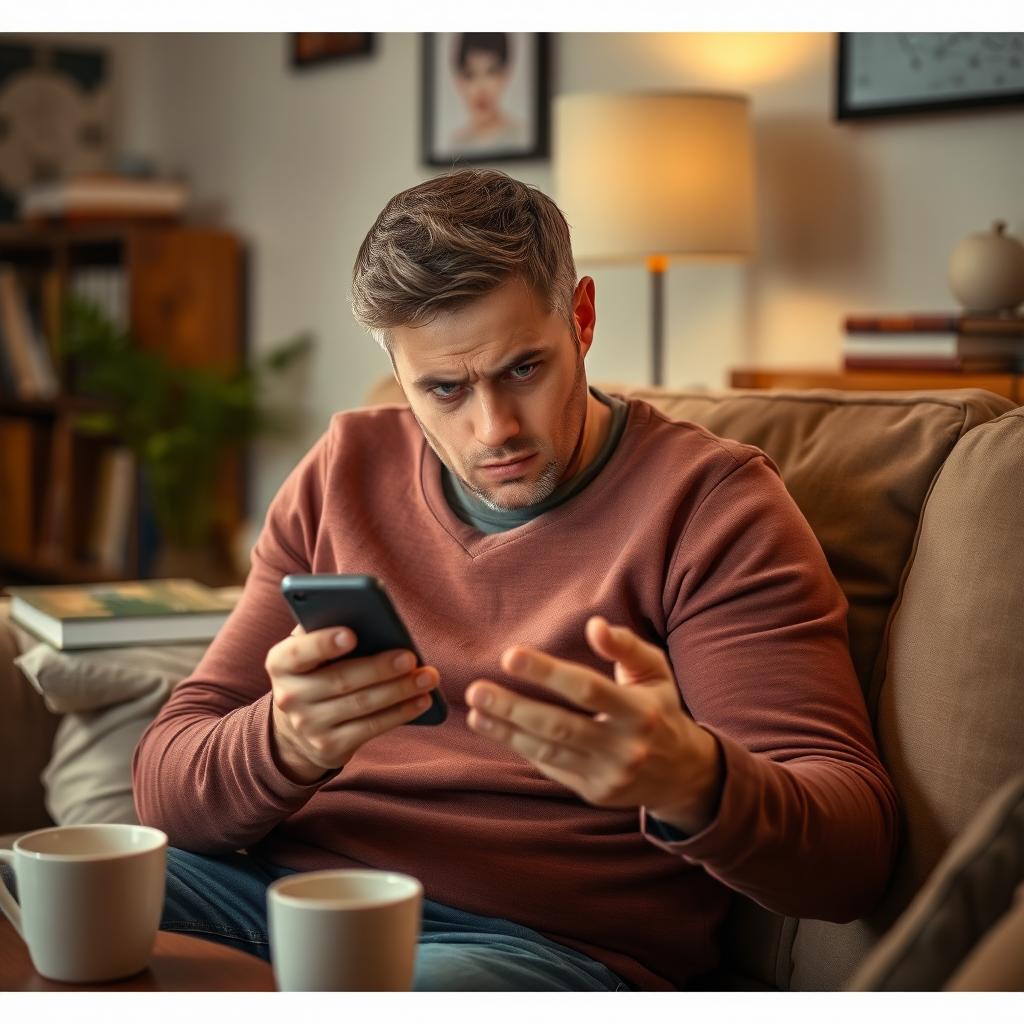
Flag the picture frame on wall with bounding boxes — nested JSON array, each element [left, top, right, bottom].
[[421, 33, 551, 166], [291, 34, 374, 69], [836, 33, 1024, 120]]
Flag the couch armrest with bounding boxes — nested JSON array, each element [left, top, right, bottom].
[[0, 601, 60, 835]]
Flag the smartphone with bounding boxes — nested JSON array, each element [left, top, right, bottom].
[[280, 574, 447, 726]]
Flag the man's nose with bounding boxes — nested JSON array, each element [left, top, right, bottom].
[[474, 391, 520, 449]]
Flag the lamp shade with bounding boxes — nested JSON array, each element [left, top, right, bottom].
[[554, 92, 756, 263]]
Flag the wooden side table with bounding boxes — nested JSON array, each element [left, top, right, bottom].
[[0, 916, 275, 991], [729, 367, 1021, 404]]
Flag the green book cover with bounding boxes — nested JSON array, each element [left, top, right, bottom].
[[6, 578, 237, 621]]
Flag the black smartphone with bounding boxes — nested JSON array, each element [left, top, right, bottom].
[[280, 573, 447, 726]]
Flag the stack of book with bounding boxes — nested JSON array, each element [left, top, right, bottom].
[[20, 174, 188, 224], [6, 578, 238, 650], [842, 312, 1024, 373]]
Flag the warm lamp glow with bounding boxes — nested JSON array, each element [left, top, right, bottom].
[[553, 90, 758, 387], [647, 32, 822, 87], [554, 92, 756, 264]]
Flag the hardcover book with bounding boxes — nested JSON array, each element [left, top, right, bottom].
[[6, 578, 238, 650]]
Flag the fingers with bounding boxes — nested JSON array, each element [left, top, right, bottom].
[[584, 617, 670, 684], [307, 690, 437, 766], [467, 679, 609, 751], [267, 625, 360, 675], [497, 644, 644, 722], [300, 667, 439, 732], [269, 627, 420, 699], [469, 705, 596, 776]]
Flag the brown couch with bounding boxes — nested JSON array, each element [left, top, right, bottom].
[[3, 382, 1023, 990]]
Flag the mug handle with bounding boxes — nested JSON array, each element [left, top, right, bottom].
[[0, 849, 23, 938]]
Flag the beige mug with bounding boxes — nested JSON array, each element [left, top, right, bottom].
[[267, 869, 423, 991], [0, 823, 167, 984]]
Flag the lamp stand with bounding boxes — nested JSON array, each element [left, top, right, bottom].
[[647, 254, 668, 387]]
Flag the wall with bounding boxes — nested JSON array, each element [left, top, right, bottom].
[[12, 32, 1024, 532]]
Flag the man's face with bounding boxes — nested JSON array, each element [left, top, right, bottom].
[[390, 276, 594, 511], [454, 50, 509, 122]]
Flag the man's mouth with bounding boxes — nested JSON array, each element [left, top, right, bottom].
[[478, 453, 537, 478]]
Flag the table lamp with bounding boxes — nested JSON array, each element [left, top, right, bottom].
[[554, 92, 757, 387]]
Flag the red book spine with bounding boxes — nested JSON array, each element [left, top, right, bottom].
[[845, 313, 1024, 335]]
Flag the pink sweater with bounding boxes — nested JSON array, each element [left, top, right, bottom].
[[133, 396, 900, 990]]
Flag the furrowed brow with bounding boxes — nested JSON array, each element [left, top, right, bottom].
[[413, 347, 546, 391]]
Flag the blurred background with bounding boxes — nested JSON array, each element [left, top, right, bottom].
[[1, 30, 1022, 588]]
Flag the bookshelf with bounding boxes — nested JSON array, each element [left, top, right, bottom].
[[0, 222, 247, 587]]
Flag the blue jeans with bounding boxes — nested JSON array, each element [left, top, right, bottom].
[[163, 847, 629, 991]]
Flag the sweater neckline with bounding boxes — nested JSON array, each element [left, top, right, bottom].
[[418, 395, 652, 558]]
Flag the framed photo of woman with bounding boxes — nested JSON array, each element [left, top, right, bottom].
[[421, 33, 551, 166]]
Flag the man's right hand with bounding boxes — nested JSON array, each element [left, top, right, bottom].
[[265, 625, 440, 784]]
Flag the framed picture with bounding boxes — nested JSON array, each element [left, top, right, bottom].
[[836, 33, 1024, 120], [421, 33, 551, 166], [291, 34, 374, 69]]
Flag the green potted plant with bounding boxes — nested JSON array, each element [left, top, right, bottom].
[[59, 293, 314, 581]]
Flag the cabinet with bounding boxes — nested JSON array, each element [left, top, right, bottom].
[[0, 223, 247, 586]]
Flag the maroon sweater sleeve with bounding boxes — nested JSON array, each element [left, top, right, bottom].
[[643, 451, 900, 922], [131, 427, 333, 853]]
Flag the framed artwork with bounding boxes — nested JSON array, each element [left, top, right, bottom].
[[291, 34, 374, 69], [421, 33, 551, 166], [836, 33, 1024, 120]]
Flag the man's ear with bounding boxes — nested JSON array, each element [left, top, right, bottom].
[[573, 276, 597, 356]]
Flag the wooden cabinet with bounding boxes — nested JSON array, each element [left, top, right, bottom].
[[730, 367, 1021, 403], [0, 223, 247, 586]]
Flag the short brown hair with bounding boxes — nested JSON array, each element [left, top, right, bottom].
[[350, 168, 578, 353]]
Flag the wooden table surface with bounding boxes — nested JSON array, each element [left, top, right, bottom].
[[0, 916, 275, 991]]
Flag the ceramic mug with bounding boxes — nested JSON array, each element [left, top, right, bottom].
[[0, 823, 167, 983], [267, 869, 423, 991]]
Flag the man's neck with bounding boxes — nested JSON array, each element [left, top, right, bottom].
[[559, 387, 612, 485]]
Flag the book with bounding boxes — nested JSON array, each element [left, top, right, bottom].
[[844, 312, 1024, 335], [21, 174, 188, 222], [842, 332, 1024, 368], [6, 578, 238, 651], [0, 266, 60, 399], [86, 446, 136, 572]]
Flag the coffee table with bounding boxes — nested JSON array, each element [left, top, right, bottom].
[[0, 916, 275, 991]]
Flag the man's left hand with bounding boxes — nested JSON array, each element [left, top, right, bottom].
[[465, 616, 724, 835]]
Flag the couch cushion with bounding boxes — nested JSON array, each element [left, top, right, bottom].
[[790, 403, 1024, 989], [19, 643, 207, 825], [848, 771, 1024, 990]]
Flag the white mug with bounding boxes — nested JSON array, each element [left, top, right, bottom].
[[267, 869, 423, 991], [0, 823, 167, 984]]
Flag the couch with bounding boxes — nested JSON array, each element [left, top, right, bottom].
[[3, 381, 1023, 991]]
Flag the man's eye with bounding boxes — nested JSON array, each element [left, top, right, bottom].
[[508, 363, 537, 381], [430, 383, 462, 400]]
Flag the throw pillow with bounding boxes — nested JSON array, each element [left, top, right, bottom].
[[14, 642, 207, 825]]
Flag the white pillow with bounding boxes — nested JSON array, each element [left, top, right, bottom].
[[14, 641, 207, 714], [13, 641, 206, 825]]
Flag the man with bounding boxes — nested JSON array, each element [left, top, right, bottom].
[[133, 168, 899, 991]]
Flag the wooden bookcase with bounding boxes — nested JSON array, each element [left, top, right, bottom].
[[0, 222, 247, 586]]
